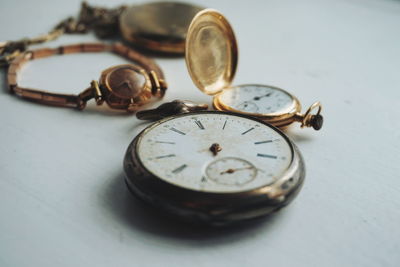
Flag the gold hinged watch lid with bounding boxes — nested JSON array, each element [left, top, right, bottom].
[[185, 9, 238, 95]]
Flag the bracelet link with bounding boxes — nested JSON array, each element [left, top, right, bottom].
[[149, 71, 167, 97], [90, 80, 104, 105]]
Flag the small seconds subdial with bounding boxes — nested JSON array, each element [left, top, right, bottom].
[[217, 84, 295, 115], [206, 157, 257, 186]]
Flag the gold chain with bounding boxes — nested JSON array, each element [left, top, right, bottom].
[[0, 1, 126, 67]]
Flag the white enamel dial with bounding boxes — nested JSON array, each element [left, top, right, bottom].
[[137, 112, 293, 193], [217, 84, 295, 115]]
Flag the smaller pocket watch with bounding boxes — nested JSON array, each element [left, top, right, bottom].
[[185, 9, 323, 130], [124, 100, 305, 225]]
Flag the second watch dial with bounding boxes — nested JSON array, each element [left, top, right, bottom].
[[216, 84, 296, 115]]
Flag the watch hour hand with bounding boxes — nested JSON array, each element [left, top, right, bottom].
[[253, 92, 272, 101], [116, 80, 132, 90]]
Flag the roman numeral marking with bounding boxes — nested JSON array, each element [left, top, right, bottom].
[[257, 153, 277, 159], [170, 127, 186, 135], [241, 127, 255, 135], [155, 154, 176, 159], [172, 164, 187, 174], [195, 120, 205, 129], [155, 141, 175, 144], [222, 120, 227, 130], [254, 140, 272, 145]]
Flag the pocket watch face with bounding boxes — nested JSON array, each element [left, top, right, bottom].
[[136, 112, 293, 193], [216, 84, 297, 116]]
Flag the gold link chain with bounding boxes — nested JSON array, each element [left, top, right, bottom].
[[0, 1, 126, 67]]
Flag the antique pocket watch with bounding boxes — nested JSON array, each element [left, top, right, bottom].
[[123, 10, 315, 225], [124, 101, 305, 225], [185, 9, 323, 130]]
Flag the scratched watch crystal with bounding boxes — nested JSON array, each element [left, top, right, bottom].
[[124, 110, 305, 225]]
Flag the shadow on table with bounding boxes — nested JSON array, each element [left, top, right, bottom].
[[283, 126, 316, 144], [100, 171, 289, 245]]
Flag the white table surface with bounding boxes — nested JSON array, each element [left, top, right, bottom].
[[1, 0, 399, 266]]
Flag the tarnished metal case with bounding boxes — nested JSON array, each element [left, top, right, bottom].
[[123, 111, 305, 225], [120, 2, 203, 54]]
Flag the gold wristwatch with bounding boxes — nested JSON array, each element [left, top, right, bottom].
[[7, 42, 167, 111]]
